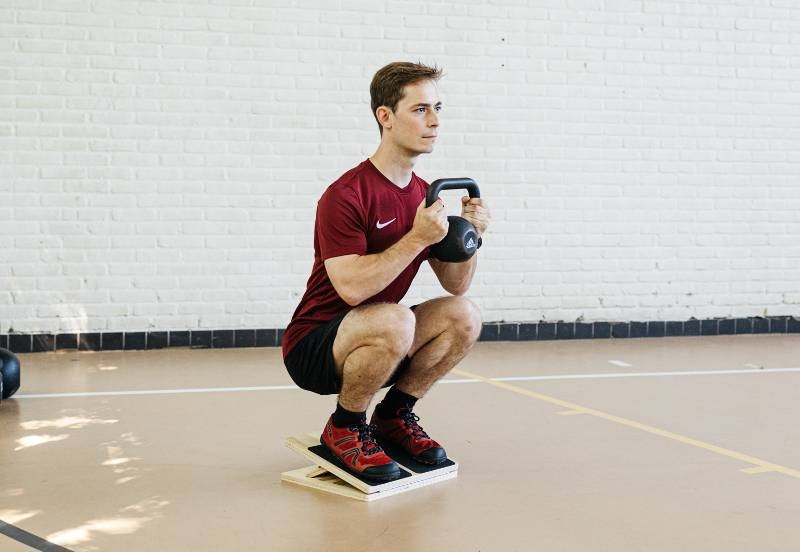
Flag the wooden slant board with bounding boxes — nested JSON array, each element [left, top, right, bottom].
[[281, 433, 458, 501]]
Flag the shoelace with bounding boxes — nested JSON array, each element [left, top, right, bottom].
[[349, 423, 383, 456], [400, 411, 430, 439]]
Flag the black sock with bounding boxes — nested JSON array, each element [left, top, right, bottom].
[[332, 402, 366, 428], [376, 387, 418, 419]]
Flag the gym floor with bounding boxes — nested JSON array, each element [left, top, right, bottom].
[[1, 335, 798, 552]]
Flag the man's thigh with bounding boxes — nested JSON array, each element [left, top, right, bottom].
[[331, 302, 415, 375]]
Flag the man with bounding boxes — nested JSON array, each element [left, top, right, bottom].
[[282, 61, 491, 482]]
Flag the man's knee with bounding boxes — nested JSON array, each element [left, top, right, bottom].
[[375, 304, 416, 355], [449, 296, 482, 343]]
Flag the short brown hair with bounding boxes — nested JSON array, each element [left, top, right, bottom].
[[370, 61, 443, 134]]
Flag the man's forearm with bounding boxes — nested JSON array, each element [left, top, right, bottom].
[[433, 255, 477, 295], [333, 233, 428, 305]]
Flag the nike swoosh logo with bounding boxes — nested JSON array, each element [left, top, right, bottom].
[[376, 218, 396, 229]]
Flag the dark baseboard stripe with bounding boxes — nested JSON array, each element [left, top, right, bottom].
[[2, 317, 798, 354], [0, 518, 75, 552]]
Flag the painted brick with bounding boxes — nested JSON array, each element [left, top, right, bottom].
[[1, 2, 799, 336]]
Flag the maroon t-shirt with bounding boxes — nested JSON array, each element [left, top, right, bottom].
[[282, 159, 431, 359]]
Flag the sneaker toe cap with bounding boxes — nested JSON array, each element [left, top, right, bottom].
[[363, 461, 402, 480], [417, 446, 447, 464]]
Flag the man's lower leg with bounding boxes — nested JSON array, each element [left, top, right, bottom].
[[371, 327, 477, 464], [338, 343, 402, 412], [319, 342, 408, 481]]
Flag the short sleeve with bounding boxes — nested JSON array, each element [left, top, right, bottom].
[[316, 186, 367, 260]]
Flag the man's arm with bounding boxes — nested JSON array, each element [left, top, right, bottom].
[[325, 234, 428, 306], [429, 256, 477, 296], [325, 198, 448, 306]]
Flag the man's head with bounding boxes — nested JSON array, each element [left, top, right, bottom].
[[370, 61, 443, 154]]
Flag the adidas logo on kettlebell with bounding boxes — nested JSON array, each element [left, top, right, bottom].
[[466, 237, 476, 250]]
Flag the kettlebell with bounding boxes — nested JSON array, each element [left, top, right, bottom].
[[426, 178, 482, 263], [0, 347, 21, 400]]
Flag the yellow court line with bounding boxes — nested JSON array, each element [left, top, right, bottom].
[[741, 467, 775, 475], [452, 368, 800, 479]]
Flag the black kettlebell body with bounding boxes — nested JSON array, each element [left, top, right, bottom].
[[426, 178, 482, 263], [0, 347, 21, 400]]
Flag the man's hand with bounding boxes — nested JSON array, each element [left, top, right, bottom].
[[410, 198, 449, 246], [460, 197, 491, 237]]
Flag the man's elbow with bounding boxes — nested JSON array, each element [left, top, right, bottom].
[[342, 294, 363, 307], [335, 283, 363, 306], [445, 283, 469, 296]]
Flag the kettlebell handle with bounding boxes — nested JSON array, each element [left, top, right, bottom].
[[426, 178, 480, 208]]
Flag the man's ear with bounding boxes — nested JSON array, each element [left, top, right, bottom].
[[375, 106, 393, 131]]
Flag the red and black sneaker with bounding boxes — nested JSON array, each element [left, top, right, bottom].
[[320, 416, 402, 482], [371, 409, 447, 465]]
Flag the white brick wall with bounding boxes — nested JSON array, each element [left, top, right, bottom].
[[2, 0, 800, 334]]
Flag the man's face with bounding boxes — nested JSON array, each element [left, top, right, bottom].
[[386, 79, 441, 155]]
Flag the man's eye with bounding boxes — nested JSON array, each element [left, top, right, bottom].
[[417, 106, 426, 113], [434, 105, 442, 112]]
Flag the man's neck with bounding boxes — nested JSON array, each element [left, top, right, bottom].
[[369, 142, 418, 188]]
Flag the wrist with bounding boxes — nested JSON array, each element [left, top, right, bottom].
[[405, 230, 429, 251]]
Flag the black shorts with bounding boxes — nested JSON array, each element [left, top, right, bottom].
[[284, 306, 416, 396]]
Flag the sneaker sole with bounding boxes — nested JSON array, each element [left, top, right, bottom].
[[319, 440, 403, 483]]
